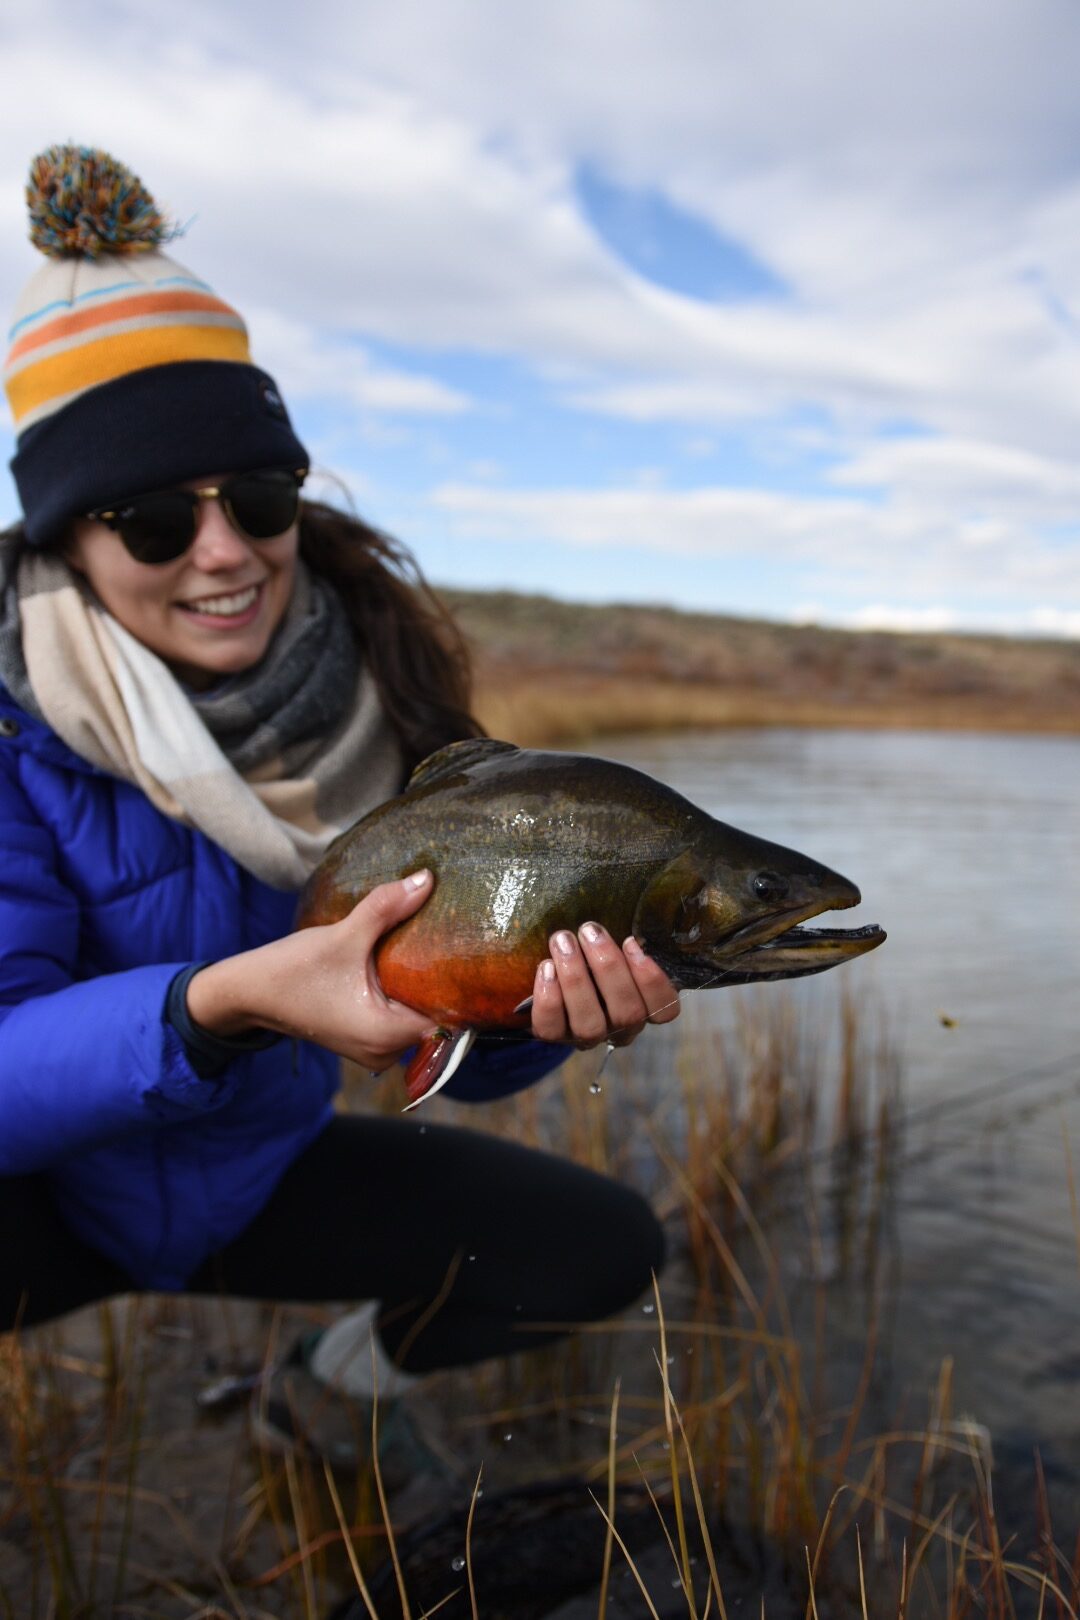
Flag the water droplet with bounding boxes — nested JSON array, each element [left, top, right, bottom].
[[642, 1303, 655, 1315], [666, 1354, 675, 1365], [468, 1253, 477, 1262], [418, 1125, 426, 1134], [503, 1431, 513, 1442], [476, 1487, 484, 1498], [514, 1303, 523, 1312], [672, 1577, 683, 1589], [589, 1081, 603, 1095], [451, 1555, 466, 1572]]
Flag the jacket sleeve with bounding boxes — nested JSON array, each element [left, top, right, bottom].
[[0, 751, 242, 1175]]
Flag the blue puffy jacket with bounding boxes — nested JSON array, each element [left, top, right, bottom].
[[0, 685, 566, 1289]]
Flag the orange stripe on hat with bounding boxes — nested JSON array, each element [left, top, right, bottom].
[[7, 290, 244, 364], [8, 323, 252, 424]]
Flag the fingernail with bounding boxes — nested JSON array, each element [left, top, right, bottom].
[[623, 935, 646, 961], [540, 959, 556, 982], [580, 921, 603, 945], [553, 931, 575, 957], [404, 869, 431, 890]]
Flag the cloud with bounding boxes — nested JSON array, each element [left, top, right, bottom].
[[0, 0, 1078, 623], [430, 478, 1080, 617], [246, 308, 471, 417]]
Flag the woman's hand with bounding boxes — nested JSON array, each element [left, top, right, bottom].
[[185, 872, 436, 1073], [529, 923, 681, 1049]]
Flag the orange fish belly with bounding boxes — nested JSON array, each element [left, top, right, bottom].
[[375, 931, 537, 1029]]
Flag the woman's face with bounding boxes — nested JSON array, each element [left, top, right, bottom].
[[65, 473, 299, 691]]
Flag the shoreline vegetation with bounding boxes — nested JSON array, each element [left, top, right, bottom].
[[438, 587, 1080, 746]]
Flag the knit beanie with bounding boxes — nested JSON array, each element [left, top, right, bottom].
[[5, 144, 309, 546]]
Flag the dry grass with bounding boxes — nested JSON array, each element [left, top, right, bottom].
[[438, 586, 1080, 745], [0, 989, 1073, 1618], [472, 669, 1080, 749]]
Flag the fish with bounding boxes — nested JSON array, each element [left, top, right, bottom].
[[297, 738, 886, 1107]]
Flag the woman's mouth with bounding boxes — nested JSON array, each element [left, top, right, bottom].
[[176, 582, 264, 629]]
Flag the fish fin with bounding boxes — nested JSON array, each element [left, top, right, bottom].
[[512, 995, 534, 1016], [407, 737, 519, 791], [402, 1027, 478, 1111]]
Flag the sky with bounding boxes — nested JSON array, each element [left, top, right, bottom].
[[1, 0, 1079, 635]]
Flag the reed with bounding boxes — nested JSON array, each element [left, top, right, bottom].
[[0, 986, 1071, 1618]]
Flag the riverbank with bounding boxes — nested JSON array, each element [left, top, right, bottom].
[[439, 588, 1080, 745]]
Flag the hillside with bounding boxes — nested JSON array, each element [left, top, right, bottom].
[[437, 587, 1080, 745]]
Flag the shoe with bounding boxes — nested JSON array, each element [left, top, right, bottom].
[[248, 1350, 457, 1497]]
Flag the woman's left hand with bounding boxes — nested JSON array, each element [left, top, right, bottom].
[[529, 923, 681, 1049]]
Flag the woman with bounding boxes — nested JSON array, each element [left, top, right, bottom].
[[0, 146, 676, 1465]]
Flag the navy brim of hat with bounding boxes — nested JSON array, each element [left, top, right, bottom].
[[11, 360, 310, 547]]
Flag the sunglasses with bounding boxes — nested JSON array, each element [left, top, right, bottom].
[[87, 468, 308, 565]]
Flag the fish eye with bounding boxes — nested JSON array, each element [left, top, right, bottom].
[[751, 870, 789, 902]]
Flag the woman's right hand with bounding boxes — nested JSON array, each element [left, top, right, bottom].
[[184, 871, 436, 1072]]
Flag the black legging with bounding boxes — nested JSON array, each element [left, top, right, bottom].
[[1, 1117, 665, 1372]]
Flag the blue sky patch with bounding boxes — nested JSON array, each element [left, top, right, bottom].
[[575, 164, 789, 303]]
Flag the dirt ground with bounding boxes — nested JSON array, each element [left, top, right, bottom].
[[0, 1277, 694, 1617]]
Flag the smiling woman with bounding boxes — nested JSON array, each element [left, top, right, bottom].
[[0, 145, 673, 1484]]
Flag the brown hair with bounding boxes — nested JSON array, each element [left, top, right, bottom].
[[298, 499, 484, 773]]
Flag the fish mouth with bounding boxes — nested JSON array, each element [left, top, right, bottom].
[[709, 916, 886, 983], [716, 889, 861, 957], [702, 888, 885, 984]]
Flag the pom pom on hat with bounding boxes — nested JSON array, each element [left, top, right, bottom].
[[26, 143, 179, 260]]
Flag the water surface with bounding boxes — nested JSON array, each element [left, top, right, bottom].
[[592, 727, 1080, 1525]]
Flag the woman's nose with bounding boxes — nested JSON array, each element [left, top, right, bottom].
[[188, 497, 255, 569]]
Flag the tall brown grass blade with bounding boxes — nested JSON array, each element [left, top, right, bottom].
[[830, 1312, 880, 1499], [1038, 1572, 1051, 1620], [283, 1450, 317, 1620], [250, 1523, 389, 1587], [646, 1130, 763, 1326], [597, 1378, 620, 1620], [465, 1464, 483, 1620], [856, 1526, 868, 1620], [418, 1593, 464, 1619], [654, 1275, 697, 1619], [905, 1494, 959, 1607], [712, 1154, 795, 1350], [370, 1341, 412, 1620], [394, 1250, 463, 1371], [898, 1536, 909, 1620], [804, 1546, 820, 1620], [631, 1451, 684, 1580], [589, 1494, 665, 1620], [804, 1487, 847, 1620], [670, 1391, 729, 1620], [323, 1458, 381, 1620], [1033, 1447, 1066, 1620]]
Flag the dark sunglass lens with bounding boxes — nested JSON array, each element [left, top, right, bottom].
[[225, 471, 300, 539], [116, 494, 198, 564]]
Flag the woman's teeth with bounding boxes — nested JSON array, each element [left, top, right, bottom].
[[183, 585, 259, 617]]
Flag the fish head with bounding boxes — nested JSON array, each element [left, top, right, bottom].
[[634, 824, 885, 987]]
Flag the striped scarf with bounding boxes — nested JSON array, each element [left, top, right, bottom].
[[0, 538, 403, 890]]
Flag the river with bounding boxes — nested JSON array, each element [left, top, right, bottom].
[[590, 727, 1080, 1535]]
